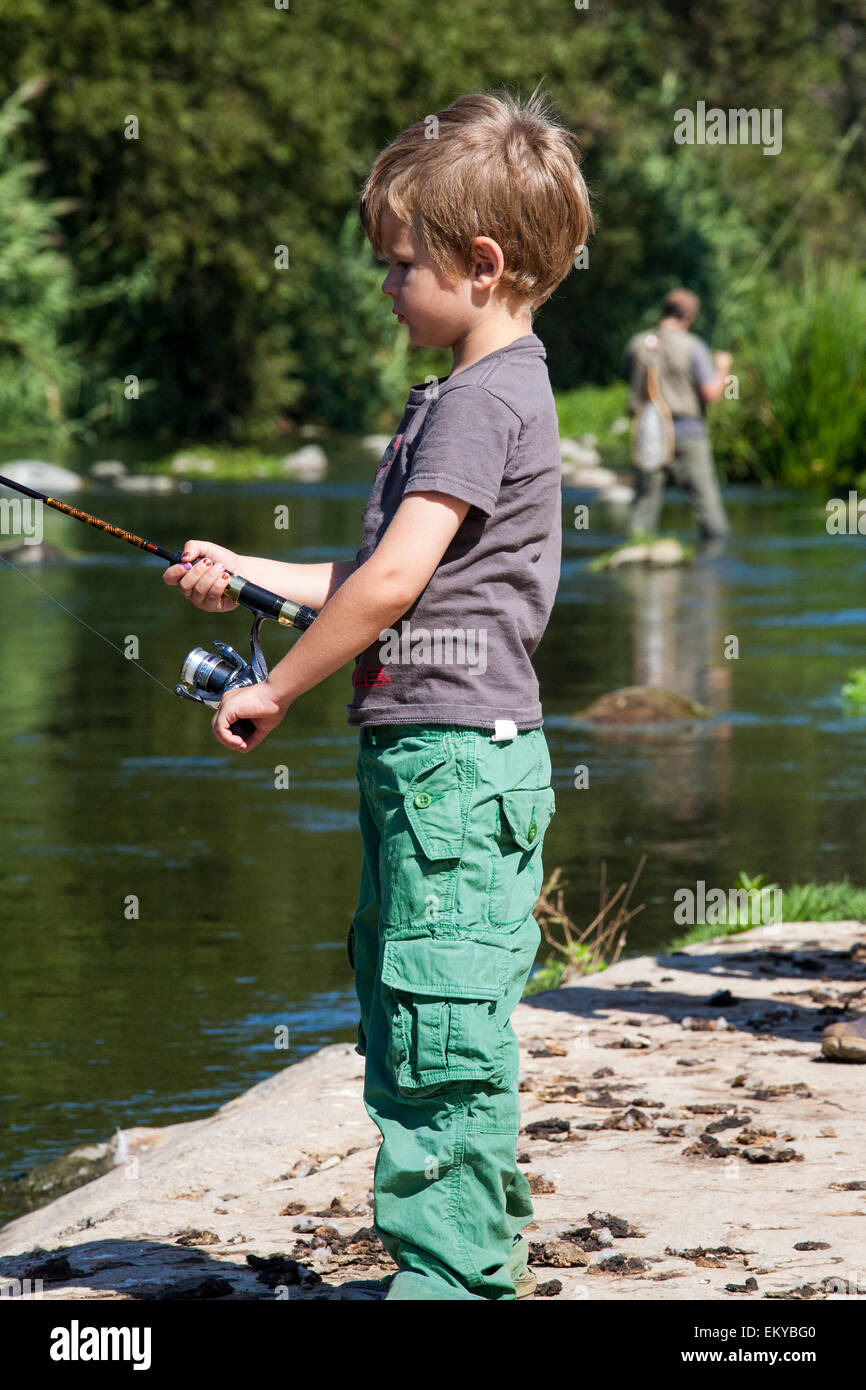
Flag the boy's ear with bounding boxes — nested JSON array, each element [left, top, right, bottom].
[[470, 235, 505, 286]]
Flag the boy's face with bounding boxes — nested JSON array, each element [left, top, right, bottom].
[[378, 209, 482, 351]]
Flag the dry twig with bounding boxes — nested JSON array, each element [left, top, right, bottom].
[[534, 857, 647, 978]]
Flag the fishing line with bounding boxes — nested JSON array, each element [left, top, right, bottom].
[[0, 551, 177, 697], [0, 475, 318, 740]]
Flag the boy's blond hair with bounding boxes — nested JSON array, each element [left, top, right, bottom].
[[360, 85, 593, 314]]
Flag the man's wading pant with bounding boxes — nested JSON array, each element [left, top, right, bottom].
[[630, 431, 730, 540], [347, 723, 556, 1300]]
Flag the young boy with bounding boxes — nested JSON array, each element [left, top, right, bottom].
[[165, 87, 592, 1300]]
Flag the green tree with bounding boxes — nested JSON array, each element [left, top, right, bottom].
[[0, 77, 78, 438], [0, 0, 863, 443]]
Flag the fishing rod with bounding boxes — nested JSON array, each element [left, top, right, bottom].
[[0, 473, 318, 740]]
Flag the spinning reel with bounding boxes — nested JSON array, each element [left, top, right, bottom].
[[172, 573, 316, 739], [174, 612, 269, 740], [0, 471, 318, 745]]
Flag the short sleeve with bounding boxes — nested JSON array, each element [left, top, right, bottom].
[[690, 337, 716, 386], [402, 384, 520, 517]]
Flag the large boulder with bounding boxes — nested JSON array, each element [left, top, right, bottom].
[[575, 686, 710, 724]]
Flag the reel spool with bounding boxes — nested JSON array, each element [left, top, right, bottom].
[[174, 613, 268, 740]]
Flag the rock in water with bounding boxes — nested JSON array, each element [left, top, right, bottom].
[[361, 434, 393, 454], [560, 437, 602, 468], [609, 542, 648, 566], [0, 460, 83, 494], [561, 463, 618, 489], [89, 460, 128, 480], [0, 541, 69, 566], [607, 538, 687, 568], [649, 538, 686, 565], [282, 444, 327, 479], [600, 483, 635, 506], [170, 452, 215, 475], [576, 686, 710, 724], [114, 474, 177, 493]]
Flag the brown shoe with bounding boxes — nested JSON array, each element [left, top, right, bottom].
[[509, 1234, 537, 1298], [514, 1265, 538, 1299], [822, 1014, 866, 1062]]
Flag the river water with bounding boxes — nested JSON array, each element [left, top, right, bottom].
[[2, 439, 864, 1198]]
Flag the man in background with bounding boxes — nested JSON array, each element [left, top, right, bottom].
[[626, 287, 732, 543]]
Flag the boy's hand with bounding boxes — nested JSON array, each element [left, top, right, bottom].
[[212, 680, 287, 752], [163, 539, 241, 613], [713, 349, 733, 375]]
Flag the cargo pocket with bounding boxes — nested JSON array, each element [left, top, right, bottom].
[[487, 786, 556, 927], [380, 935, 511, 1094], [381, 747, 467, 927]]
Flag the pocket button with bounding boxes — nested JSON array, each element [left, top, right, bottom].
[[527, 821, 538, 842], [413, 791, 432, 808]]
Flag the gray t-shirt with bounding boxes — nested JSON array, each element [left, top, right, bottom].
[[346, 332, 561, 730], [677, 336, 715, 436]]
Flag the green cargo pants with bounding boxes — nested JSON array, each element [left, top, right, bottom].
[[346, 723, 556, 1300]]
